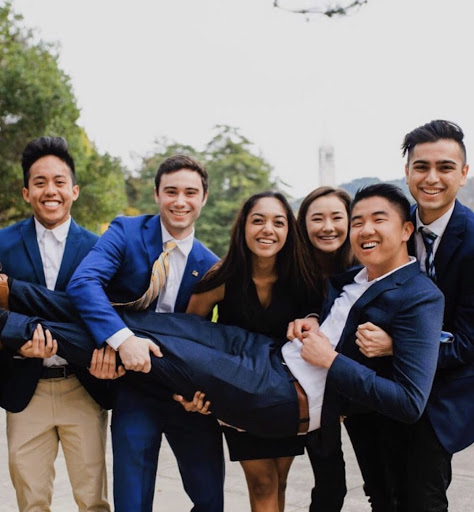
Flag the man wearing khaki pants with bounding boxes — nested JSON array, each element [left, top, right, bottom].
[[0, 137, 110, 511]]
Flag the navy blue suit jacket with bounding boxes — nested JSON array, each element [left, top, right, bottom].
[[0, 216, 111, 411], [67, 214, 219, 345], [413, 201, 474, 454], [320, 262, 444, 433]]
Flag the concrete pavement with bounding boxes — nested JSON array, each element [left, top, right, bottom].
[[1, 411, 473, 511]]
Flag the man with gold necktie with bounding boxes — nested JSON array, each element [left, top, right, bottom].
[[66, 154, 224, 512]]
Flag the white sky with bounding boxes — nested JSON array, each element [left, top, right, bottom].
[[11, 0, 474, 197]]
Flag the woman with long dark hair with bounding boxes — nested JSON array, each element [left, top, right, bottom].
[[185, 191, 322, 512], [296, 186, 354, 512]]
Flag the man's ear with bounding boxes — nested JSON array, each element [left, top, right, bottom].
[[404, 163, 410, 183], [402, 220, 414, 242], [460, 163, 469, 187]]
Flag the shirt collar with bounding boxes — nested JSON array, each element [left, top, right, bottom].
[[354, 256, 417, 284], [160, 221, 194, 257], [34, 216, 71, 243], [415, 203, 455, 239]]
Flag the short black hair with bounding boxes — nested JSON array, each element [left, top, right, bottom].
[[154, 154, 208, 195], [352, 183, 411, 223], [402, 120, 466, 164], [21, 136, 76, 187]]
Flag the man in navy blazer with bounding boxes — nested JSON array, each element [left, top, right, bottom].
[[354, 120, 474, 511], [66, 155, 224, 512], [0, 184, 443, 439], [0, 137, 110, 511]]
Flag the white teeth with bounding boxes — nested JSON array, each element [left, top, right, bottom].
[[422, 189, 442, 195], [43, 201, 60, 206], [257, 239, 274, 244], [362, 242, 378, 249], [172, 211, 188, 216]]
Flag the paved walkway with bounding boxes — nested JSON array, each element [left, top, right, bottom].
[[1, 411, 473, 511]]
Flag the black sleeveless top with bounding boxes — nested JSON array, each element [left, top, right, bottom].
[[216, 275, 320, 461]]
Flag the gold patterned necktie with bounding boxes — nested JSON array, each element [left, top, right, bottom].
[[111, 241, 177, 311]]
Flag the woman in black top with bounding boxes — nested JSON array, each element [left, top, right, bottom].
[[185, 191, 321, 512], [296, 186, 354, 512]]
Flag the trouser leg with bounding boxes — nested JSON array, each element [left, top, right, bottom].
[[7, 381, 61, 512], [57, 376, 110, 512], [306, 425, 346, 512]]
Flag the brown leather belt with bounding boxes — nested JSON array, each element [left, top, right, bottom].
[[293, 380, 310, 434]]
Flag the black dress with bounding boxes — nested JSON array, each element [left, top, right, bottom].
[[217, 276, 316, 461]]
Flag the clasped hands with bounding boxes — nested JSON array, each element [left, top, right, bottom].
[[287, 316, 393, 367]]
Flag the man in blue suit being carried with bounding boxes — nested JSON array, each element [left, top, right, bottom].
[[66, 154, 224, 512], [0, 184, 445, 481]]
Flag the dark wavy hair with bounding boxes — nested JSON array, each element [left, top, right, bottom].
[[195, 191, 322, 300], [402, 119, 466, 165], [155, 154, 208, 195], [21, 136, 76, 188], [297, 186, 354, 280]]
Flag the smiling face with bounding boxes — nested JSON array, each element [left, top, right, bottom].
[[154, 168, 208, 239], [350, 196, 413, 280], [22, 155, 79, 229], [244, 197, 288, 262], [405, 139, 468, 225], [305, 194, 349, 254]]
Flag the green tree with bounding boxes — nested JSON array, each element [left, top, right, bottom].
[[125, 138, 201, 215], [0, 2, 126, 230], [199, 125, 280, 256], [126, 126, 280, 256]]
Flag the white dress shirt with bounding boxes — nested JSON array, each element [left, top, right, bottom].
[[35, 217, 71, 367], [282, 258, 417, 433]]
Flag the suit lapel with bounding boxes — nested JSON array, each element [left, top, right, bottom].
[[20, 217, 46, 286], [435, 201, 464, 284], [142, 215, 163, 267], [55, 220, 82, 290], [175, 240, 204, 312], [331, 263, 419, 353]]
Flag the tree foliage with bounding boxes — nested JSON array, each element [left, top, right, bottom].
[[126, 126, 281, 256], [0, 2, 126, 231]]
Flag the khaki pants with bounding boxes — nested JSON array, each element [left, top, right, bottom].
[[7, 375, 110, 512]]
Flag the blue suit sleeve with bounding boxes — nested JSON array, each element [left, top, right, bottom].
[[437, 256, 474, 369], [328, 288, 444, 423], [67, 218, 129, 345]]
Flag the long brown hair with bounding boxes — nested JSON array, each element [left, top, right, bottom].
[[195, 191, 323, 300], [297, 187, 354, 280]]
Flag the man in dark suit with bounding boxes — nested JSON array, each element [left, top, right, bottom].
[[354, 120, 474, 511], [0, 137, 110, 511], [0, 185, 443, 450], [65, 155, 224, 512]]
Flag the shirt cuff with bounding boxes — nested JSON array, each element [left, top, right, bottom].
[[107, 327, 134, 350]]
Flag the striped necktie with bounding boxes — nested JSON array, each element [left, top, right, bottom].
[[112, 241, 177, 311], [419, 227, 437, 282]]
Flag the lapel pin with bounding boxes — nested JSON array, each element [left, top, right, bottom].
[[192, 270, 199, 277]]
